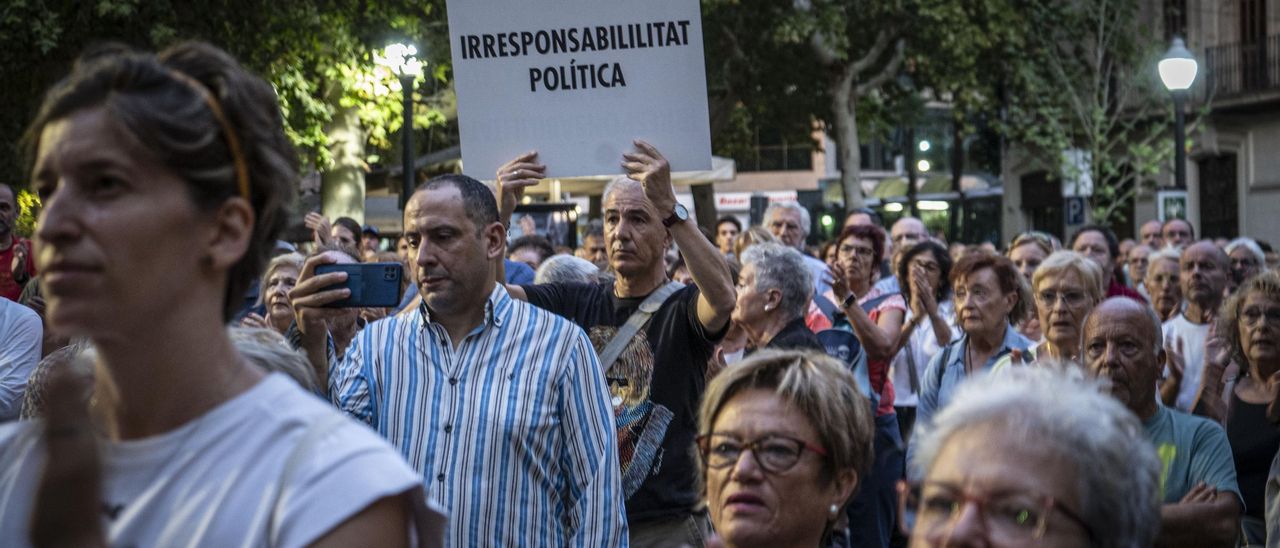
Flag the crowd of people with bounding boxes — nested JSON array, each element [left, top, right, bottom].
[[1, 40, 1279, 548]]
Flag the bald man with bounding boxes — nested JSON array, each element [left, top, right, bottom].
[[1083, 298, 1240, 548], [873, 217, 929, 294], [1160, 241, 1231, 412]]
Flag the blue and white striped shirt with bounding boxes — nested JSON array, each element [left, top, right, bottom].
[[327, 285, 628, 547]]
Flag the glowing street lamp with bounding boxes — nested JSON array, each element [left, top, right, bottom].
[[1159, 38, 1198, 189], [376, 43, 425, 210]]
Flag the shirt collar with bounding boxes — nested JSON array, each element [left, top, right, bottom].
[[418, 284, 509, 331]]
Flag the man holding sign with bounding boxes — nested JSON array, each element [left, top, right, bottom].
[[499, 141, 736, 546]]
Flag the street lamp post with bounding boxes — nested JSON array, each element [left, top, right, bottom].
[[1159, 37, 1198, 190], [376, 43, 424, 210]]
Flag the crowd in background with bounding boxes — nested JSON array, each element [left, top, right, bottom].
[[1, 40, 1279, 548]]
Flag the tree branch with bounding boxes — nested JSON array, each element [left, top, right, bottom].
[[852, 29, 895, 75], [855, 39, 905, 96]]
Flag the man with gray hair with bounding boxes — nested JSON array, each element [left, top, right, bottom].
[[534, 254, 599, 285], [763, 201, 830, 296], [1082, 297, 1241, 547], [496, 142, 735, 546], [1226, 237, 1266, 289]]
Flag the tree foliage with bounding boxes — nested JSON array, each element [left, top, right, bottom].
[[0, 0, 452, 188]]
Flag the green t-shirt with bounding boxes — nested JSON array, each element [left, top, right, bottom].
[[1143, 404, 1241, 504]]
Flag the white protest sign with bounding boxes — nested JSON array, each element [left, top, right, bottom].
[[446, 0, 712, 180]]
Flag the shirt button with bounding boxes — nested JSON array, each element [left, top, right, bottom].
[[444, 424, 453, 434], [449, 377, 458, 386], [436, 473, 445, 482]]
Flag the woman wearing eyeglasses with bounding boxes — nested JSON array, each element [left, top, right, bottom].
[[991, 252, 1104, 373], [903, 366, 1160, 548], [890, 241, 956, 442], [697, 349, 875, 548], [1192, 270, 1280, 544]]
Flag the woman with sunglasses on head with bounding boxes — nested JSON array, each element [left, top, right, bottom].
[[904, 365, 1159, 547], [697, 349, 875, 548], [0, 42, 438, 546]]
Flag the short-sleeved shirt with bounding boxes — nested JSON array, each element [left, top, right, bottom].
[[828, 286, 907, 416], [0, 238, 34, 302], [907, 325, 1032, 477], [890, 299, 957, 406], [0, 374, 435, 547], [1143, 403, 1242, 504], [522, 281, 725, 523], [1164, 315, 1211, 412]]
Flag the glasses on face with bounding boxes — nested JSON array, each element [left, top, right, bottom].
[[1035, 290, 1087, 308], [954, 285, 996, 304], [1240, 306, 1280, 327], [696, 433, 827, 474], [840, 244, 875, 261], [897, 480, 1093, 543]]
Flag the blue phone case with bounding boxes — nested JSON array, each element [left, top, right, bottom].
[[315, 262, 404, 308]]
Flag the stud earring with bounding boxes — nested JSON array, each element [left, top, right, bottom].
[[829, 503, 839, 518]]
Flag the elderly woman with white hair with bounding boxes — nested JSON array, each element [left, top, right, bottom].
[[240, 252, 304, 334], [731, 242, 823, 352], [904, 366, 1161, 547], [1227, 237, 1267, 291]]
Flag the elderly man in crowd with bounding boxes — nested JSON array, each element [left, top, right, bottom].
[[764, 201, 831, 297], [1082, 297, 1241, 548], [1161, 241, 1231, 412], [496, 141, 735, 547], [1146, 248, 1184, 321], [290, 174, 627, 546], [1140, 219, 1165, 250], [872, 216, 929, 295], [1128, 243, 1153, 292], [1163, 218, 1195, 250]]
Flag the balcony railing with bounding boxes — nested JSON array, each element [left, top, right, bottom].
[[1204, 35, 1280, 99]]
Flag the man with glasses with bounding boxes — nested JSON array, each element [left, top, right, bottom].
[[873, 217, 929, 295], [764, 202, 831, 296], [1082, 297, 1241, 548], [1127, 244, 1152, 293]]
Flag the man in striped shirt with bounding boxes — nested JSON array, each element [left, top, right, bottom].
[[290, 175, 627, 546], [497, 141, 736, 546]]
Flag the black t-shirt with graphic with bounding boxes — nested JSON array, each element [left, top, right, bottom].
[[522, 281, 724, 523]]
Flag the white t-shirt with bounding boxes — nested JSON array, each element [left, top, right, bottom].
[[0, 373, 439, 547], [0, 298, 41, 421], [1164, 314, 1210, 412], [890, 300, 957, 407]]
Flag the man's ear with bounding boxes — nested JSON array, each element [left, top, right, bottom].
[[483, 222, 507, 261], [205, 197, 255, 271]]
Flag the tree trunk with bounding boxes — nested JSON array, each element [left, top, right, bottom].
[[831, 69, 863, 215], [321, 104, 367, 224]]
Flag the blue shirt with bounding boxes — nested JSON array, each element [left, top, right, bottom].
[[328, 285, 627, 546], [505, 259, 535, 285], [907, 324, 1032, 477]]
